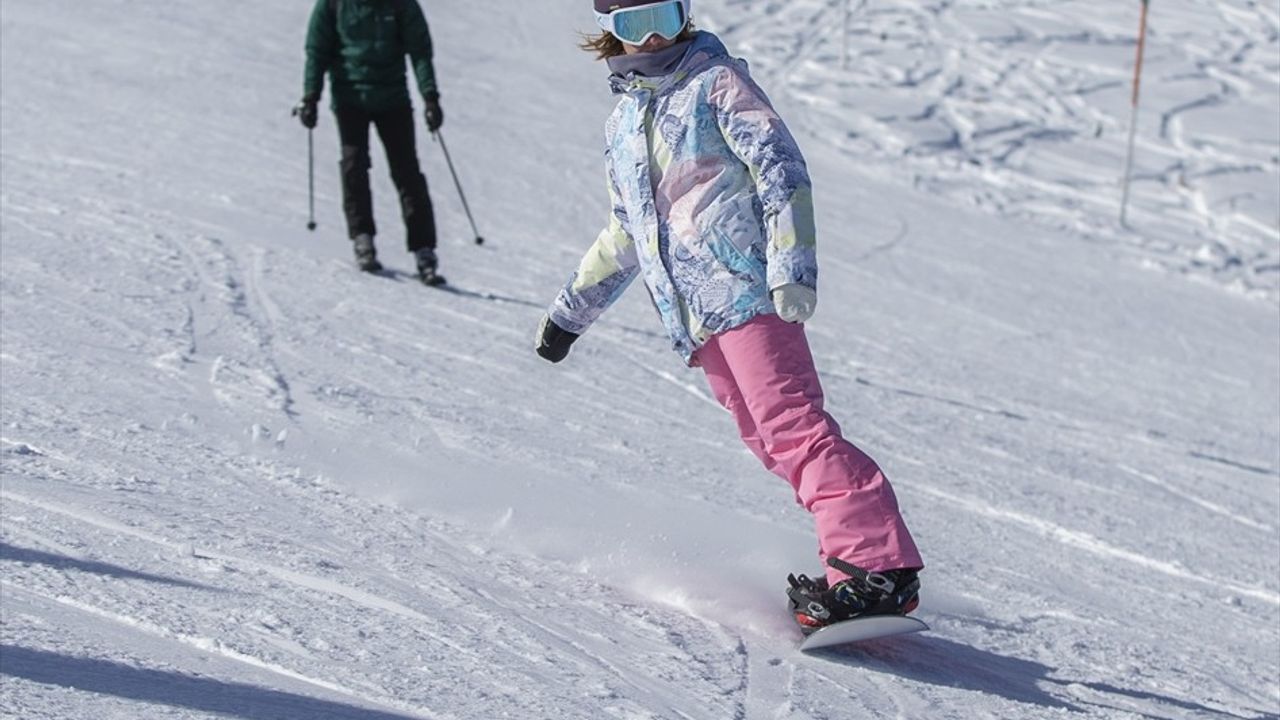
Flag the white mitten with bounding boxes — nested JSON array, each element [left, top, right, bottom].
[[772, 284, 817, 324]]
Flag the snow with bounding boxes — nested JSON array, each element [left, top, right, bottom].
[[1, 0, 1277, 718]]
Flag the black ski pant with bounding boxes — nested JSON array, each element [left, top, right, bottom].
[[334, 104, 437, 252]]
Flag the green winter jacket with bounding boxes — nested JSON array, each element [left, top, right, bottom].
[[303, 0, 438, 112]]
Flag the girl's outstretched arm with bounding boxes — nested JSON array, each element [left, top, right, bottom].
[[708, 66, 818, 293], [548, 159, 641, 337]]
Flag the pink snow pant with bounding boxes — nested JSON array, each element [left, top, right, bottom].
[[695, 313, 923, 585]]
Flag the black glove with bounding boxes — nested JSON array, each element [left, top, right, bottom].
[[535, 315, 579, 363], [423, 92, 444, 132], [296, 97, 318, 129]]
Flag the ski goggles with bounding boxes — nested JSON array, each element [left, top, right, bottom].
[[595, 0, 689, 46]]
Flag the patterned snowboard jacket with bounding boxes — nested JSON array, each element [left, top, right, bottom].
[[549, 32, 818, 364]]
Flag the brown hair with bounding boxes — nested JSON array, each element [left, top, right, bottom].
[[579, 24, 697, 60]]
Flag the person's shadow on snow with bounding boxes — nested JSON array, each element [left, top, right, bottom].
[[374, 267, 544, 308], [811, 635, 1278, 720], [0, 542, 216, 591], [0, 646, 423, 720]]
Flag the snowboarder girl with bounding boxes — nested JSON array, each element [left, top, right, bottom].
[[535, 0, 924, 632]]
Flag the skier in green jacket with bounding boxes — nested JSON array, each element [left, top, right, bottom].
[[298, 0, 445, 285]]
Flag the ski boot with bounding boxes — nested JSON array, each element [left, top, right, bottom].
[[353, 234, 383, 273], [787, 558, 920, 635], [415, 247, 446, 286]]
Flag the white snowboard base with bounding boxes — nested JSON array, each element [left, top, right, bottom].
[[798, 615, 929, 652]]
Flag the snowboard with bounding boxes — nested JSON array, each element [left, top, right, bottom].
[[798, 614, 928, 652]]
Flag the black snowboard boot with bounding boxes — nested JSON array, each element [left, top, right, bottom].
[[787, 559, 920, 635], [415, 247, 445, 286], [353, 234, 382, 273]]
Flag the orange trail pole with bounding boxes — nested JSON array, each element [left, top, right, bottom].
[[1120, 0, 1151, 228]]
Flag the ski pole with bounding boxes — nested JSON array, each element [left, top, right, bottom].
[[291, 103, 318, 231], [433, 130, 485, 245], [1119, 0, 1151, 228], [306, 127, 317, 231]]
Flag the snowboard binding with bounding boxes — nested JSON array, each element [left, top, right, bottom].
[[787, 558, 921, 635]]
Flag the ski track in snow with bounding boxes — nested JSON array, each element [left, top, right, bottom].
[[2, 1, 1278, 719], [701, 0, 1280, 300]]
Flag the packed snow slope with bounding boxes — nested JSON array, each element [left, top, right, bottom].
[[2, 1, 1278, 718]]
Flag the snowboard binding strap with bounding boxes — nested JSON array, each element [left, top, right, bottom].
[[828, 556, 898, 595]]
